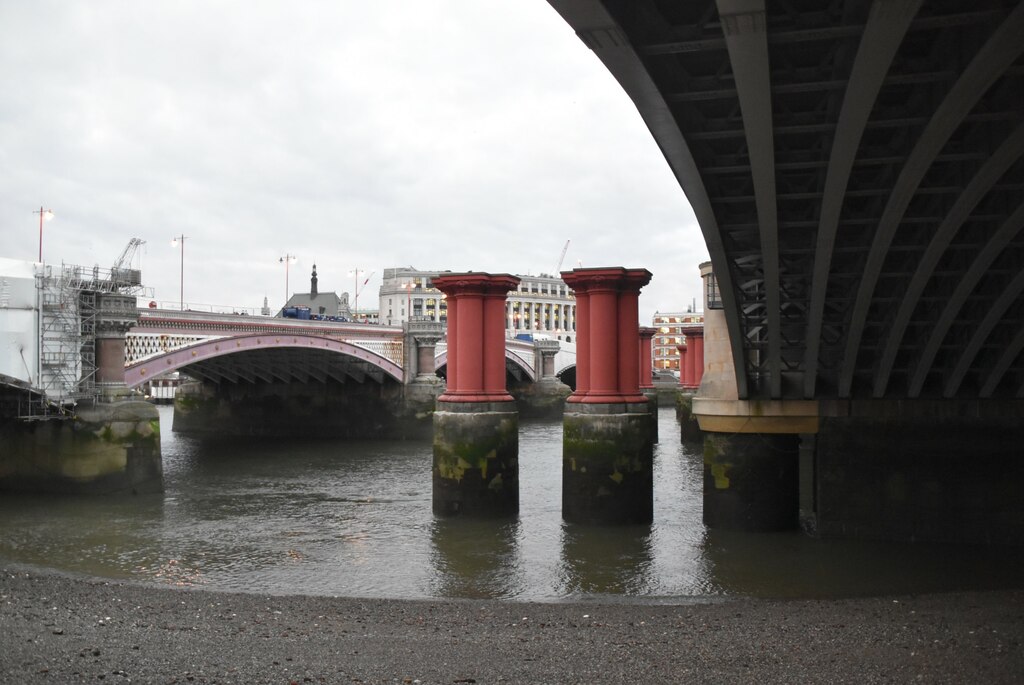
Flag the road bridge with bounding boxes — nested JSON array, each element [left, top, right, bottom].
[[124, 309, 576, 388], [549, 0, 1024, 543]]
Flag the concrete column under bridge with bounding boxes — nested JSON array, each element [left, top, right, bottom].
[[560, 267, 655, 525], [431, 272, 521, 517]]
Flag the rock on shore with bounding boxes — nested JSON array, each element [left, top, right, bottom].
[[1, 565, 1021, 684]]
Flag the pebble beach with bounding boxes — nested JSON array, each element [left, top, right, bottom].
[[2, 564, 1021, 684]]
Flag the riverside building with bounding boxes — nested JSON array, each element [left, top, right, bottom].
[[378, 267, 577, 342], [652, 310, 704, 372]]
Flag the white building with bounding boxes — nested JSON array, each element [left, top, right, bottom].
[[378, 267, 577, 342]]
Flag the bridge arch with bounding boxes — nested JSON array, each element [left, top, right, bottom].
[[124, 333, 403, 388], [433, 348, 536, 383]]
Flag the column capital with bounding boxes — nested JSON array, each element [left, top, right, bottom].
[[560, 267, 652, 294], [433, 272, 521, 298]]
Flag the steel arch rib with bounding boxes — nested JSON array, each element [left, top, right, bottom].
[[547, 0, 749, 397], [873, 121, 1024, 397], [908, 202, 1024, 396], [803, 0, 922, 398], [123, 333, 403, 387], [717, 0, 780, 397], [981, 324, 1024, 398], [944, 268, 1024, 398], [838, 4, 1024, 397]]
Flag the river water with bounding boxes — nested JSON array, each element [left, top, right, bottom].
[[1, 405, 1021, 602]]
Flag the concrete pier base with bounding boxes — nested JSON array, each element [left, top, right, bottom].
[[642, 389, 659, 442], [432, 400, 519, 517], [676, 393, 703, 442], [813, 414, 1024, 545], [0, 400, 162, 494], [562, 402, 655, 525], [702, 432, 799, 531]]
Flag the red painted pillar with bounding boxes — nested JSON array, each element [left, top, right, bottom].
[[445, 294, 459, 392], [432, 272, 522, 518], [690, 329, 705, 387], [639, 327, 656, 390], [456, 290, 484, 395], [588, 285, 619, 399], [682, 331, 696, 389], [682, 328, 705, 390], [560, 267, 655, 524], [483, 287, 509, 396], [677, 343, 689, 387], [561, 268, 652, 404], [433, 273, 521, 403], [573, 289, 591, 398]]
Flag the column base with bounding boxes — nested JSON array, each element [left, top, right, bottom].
[[702, 432, 799, 531], [433, 400, 519, 517], [562, 402, 655, 524], [0, 400, 162, 495]]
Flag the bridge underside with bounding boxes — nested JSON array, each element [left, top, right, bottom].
[[551, 0, 1024, 401], [178, 347, 395, 387]]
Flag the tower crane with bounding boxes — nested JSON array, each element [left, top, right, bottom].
[[554, 239, 570, 274]]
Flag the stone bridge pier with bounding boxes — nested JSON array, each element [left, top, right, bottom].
[[0, 291, 161, 495], [402, 317, 445, 419]]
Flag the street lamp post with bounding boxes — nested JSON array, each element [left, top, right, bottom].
[[171, 235, 187, 311], [280, 254, 297, 308], [34, 207, 54, 262]]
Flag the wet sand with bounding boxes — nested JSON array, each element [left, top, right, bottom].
[[1, 565, 1021, 684]]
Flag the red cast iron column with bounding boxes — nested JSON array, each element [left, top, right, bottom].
[[434, 273, 520, 402], [560, 267, 655, 524], [682, 329, 700, 390], [445, 293, 459, 392], [431, 272, 522, 517], [690, 329, 706, 388], [561, 268, 652, 403], [639, 327, 656, 390], [570, 287, 591, 400], [677, 343, 690, 388]]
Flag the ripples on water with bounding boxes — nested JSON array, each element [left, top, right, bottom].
[[1, 405, 1022, 601]]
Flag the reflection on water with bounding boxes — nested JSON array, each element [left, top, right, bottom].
[[0, 405, 1021, 601]]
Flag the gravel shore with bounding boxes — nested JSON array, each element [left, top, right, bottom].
[[1, 565, 1021, 684]]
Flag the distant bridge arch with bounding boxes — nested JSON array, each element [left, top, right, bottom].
[[124, 333, 403, 388], [433, 347, 537, 383]]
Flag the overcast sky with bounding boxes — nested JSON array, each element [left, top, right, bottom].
[[0, 1, 707, 322]]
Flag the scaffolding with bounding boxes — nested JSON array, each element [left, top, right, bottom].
[[21, 257, 148, 419]]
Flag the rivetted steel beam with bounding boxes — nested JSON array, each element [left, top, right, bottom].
[[641, 10, 1003, 55], [717, 0, 780, 397], [689, 112, 1019, 141], [667, 69, 955, 102], [981, 324, 1024, 398], [873, 121, 1024, 397], [547, 0, 750, 398], [838, 3, 1024, 398], [944, 268, 1024, 398]]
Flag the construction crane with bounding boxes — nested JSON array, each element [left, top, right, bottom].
[[355, 270, 376, 299], [554, 239, 570, 274], [111, 238, 145, 290]]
